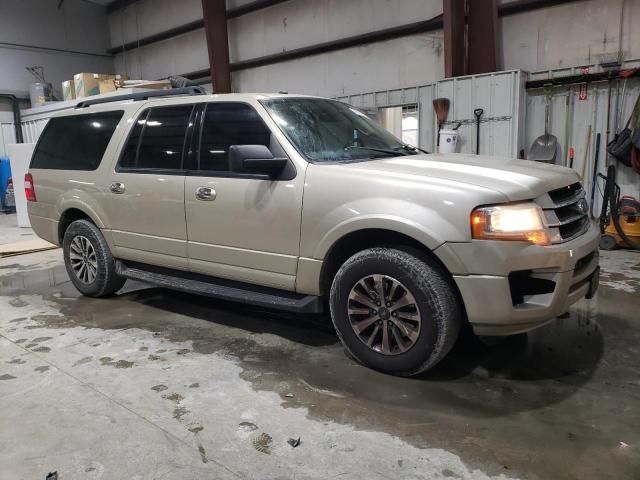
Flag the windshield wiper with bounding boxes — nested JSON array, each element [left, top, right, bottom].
[[344, 146, 408, 157], [395, 144, 430, 155]]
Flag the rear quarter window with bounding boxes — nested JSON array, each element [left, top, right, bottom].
[[30, 111, 124, 170]]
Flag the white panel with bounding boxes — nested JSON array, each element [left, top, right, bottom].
[[232, 34, 443, 98], [0, 124, 17, 158], [228, 0, 441, 63], [336, 71, 522, 155], [0, 47, 114, 100], [0, 0, 110, 54], [434, 71, 521, 157], [501, 0, 640, 73], [108, 0, 203, 47], [114, 30, 209, 80], [525, 76, 640, 209], [0, 0, 113, 97]]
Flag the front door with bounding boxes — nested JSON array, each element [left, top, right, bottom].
[[184, 102, 304, 290], [104, 104, 196, 270]]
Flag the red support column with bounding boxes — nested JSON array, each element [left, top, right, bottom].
[[467, 0, 498, 74], [201, 0, 231, 93], [443, 0, 466, 78]]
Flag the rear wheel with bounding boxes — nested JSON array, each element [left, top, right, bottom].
[[63, 219, 125, 297], [329, 248, 461, 376]]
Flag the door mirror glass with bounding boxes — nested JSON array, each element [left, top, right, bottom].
[[228, 145, 287, 177]]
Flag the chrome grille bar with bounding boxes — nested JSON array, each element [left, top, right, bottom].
[[537, 183, 590, 244]]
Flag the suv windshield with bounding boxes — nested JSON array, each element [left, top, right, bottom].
[[261, 98, 420, 162]]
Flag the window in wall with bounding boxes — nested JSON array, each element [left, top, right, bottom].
[[401, 105, 419, 147], [377, 104, 419, 148], [199, 103, 272, 172]]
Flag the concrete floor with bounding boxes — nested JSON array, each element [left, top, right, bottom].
[[0, 212, 36, 244], [1, 238, 639, 479]]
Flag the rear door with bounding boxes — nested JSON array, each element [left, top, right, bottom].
[[184, 101, 304, 290], [103, 104, 196, 270]]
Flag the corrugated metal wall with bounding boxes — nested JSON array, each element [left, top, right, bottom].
[[0, 123, 18, 158], [526, 61, 640, 215], [336, 70, 526, 158]]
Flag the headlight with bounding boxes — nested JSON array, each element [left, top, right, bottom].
[[471, 202, 550, 246]]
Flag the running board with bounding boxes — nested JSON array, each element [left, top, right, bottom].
[[115, 261, 324, 314]]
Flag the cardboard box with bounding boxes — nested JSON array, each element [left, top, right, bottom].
[[98, 74, 129, 94], [61, 80, 76, 101], [73, 73, 113, 98], [122, 80, 172, 91]]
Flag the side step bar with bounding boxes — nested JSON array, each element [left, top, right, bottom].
[[115, 261, 324, 314]]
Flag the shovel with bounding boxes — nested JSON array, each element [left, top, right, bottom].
[[528, 95, 558, 163]]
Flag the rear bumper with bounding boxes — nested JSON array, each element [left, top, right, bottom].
[[446, 221, 600, 336], [28, 213, 60, 246]]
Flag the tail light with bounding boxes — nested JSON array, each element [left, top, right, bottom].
[[6, 177, 13, 192], [24, 173, 36, 202]]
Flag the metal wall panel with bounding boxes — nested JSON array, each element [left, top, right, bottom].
[[526, 65, 640, 214], [0, 123, 17, 158], [336, 70, 524, 158]]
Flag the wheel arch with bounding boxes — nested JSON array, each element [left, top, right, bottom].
[[320, 228, 457, 296], [58, 207, 100, 244]]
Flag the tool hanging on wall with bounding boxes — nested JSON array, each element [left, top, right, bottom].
[[562, 89, 573, 167], [528, 90, 558, 163], [581, 125, 592, 180], [433, 98, 450, 146], [590, 133, 601, 219], [569, 146, 575, 169], [473, 108, 484, 154]]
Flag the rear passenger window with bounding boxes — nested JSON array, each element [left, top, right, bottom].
[[199, 103, 272, 172], [30, 111, 123, 170], [120, 105, 194, 171]]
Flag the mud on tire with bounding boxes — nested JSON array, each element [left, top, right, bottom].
[[62, 219, 125, 297], [329, 248, 461, 376]]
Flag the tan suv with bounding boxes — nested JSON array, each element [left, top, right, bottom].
[[26, 88, 600, 376]]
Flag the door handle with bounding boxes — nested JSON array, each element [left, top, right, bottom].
[[195, 186, 216, 201], [110, 182, 125, 194]]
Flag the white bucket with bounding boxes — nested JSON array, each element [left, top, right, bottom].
[[438, 129, 458, 153]]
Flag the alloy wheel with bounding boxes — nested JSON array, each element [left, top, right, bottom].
[[69, 235, 98, 284], [347, 274, 421, 355]]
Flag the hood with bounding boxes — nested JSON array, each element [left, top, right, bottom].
[[339, 153, 581, 201]]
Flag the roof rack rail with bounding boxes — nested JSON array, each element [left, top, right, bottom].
[[75, 86, 207, 108]]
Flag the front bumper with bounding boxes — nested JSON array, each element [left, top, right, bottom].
[[443, 221, 600, 336]]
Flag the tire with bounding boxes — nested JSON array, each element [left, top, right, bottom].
[[599, 234, 618, 250], [329, 248, 461, 376], [62, 219, 126, 297]]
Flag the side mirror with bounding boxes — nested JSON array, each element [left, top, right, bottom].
[[228, 145, 288, 177]]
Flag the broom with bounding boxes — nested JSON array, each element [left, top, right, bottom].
[[433, 98, 450, 147]]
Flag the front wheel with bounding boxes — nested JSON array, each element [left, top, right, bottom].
[[63, 219, 126, 297], [329, 248, 462, 376]]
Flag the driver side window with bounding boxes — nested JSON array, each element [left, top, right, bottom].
[[199, 103, 272, 173]]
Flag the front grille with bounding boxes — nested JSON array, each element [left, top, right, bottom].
[[539, 183, 590, 244]]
